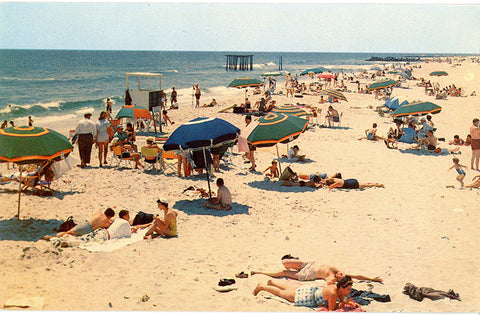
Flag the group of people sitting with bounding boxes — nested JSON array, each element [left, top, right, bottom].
[[42, 197, 178, 245]]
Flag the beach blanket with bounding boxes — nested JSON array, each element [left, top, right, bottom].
[[50, 227, 150, 252]]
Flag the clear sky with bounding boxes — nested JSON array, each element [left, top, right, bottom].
[[1, 2, 479, 53]]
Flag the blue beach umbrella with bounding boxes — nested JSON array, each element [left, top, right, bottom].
[[163, 117, 240, 196], [383, 97, 412, 110], [300, 67, 327, 76]]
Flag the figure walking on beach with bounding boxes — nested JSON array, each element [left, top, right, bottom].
[[28, 116, 33, 127], [74, 112, 97, 168], [470, 118, 480, 170], [194, 84, 201, 108], [95, 111, 111, 168], [106, 98, 112, 119], [171, 87, 177, 106]]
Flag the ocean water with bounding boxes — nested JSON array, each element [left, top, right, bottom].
[[0, 50, 426, 124]]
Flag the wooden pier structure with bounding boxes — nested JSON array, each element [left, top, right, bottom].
[[225, 54, 254, 71]]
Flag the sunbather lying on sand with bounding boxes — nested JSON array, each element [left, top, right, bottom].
[[324, 178, 384, 189], [251, 258, 383, 284], [42, 208, 115, 240], [253, 276, 359, 311], [466, 174, 480, 188], [280, 175, 323, 188]]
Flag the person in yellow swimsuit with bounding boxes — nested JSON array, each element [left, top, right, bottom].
[[144, 197, 178, 239]]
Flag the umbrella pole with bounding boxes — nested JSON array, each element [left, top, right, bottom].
[[17, 165, 22, 220], [276, 144, 282, 175], [202, 148, 212, 198]]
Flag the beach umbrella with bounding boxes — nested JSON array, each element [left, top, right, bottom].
[[387, 70, 399, 74], [392, 101, 442, 118], [228, 77, 263, 97], [115, 105, 153, 120], [368, 79, 399, 91], [318, 73, 335, 79], [398, 72, 412, 79], [246, 113, 308, 173], [319, 89, 348, 102], [163, 117, 240, 196], [383, 97, 412, 110], [300, 67, 327, 76], [228, 77, 263, 88], [370, 66, 382, 71], [0, 126, 73, 218], [261, 72, 282, 77], [430, 71, 448, 76], [272, 105, 311, 117]]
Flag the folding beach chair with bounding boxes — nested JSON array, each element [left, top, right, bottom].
[[141, 147, 161, 173], [331, 112, 343, 127], [160, 149, 178, 174], [111, 145, 135, 169], [18, 161, 55, 195]]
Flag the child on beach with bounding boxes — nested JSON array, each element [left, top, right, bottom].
[[448, 158, 467, 188], [263, 160, 279, 179]]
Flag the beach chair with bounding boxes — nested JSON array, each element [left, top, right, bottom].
[[160, 149, 178, 174], [111, 146, 135, 169], [332, 112, 343, 127], [14, 161, 55, 195], [141, 147, 161, 173]]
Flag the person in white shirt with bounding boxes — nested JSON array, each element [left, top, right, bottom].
[[74, 113, 97, 168], [107, 210, 151, 239], [287, 145, 306, 162], [205, 178, 232, 210]]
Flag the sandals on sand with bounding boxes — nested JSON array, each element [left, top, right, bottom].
[[235, 271, 248, 278], [281, 254, 299, 260], [218, 279, 236, 286]]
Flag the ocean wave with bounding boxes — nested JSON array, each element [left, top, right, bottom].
[[165, 69, 179, 73], [0, 76, 56, 82]]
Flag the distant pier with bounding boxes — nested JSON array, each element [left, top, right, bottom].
[[225, 54, 253, 71]]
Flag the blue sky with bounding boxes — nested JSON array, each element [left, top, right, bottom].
[[0, 2, 479, 53]]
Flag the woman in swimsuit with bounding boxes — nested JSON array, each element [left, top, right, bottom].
[[253, 276, 357, 311], [448, 157, 467, 188], [144, 197, 178, 239], [325, 178, 384, 189]]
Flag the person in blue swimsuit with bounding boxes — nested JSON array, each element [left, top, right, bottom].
[[253, 276, 358, 310], [448, 157, 468, 188], [325, 178, 384, 190], [358, 123, 385, 141]]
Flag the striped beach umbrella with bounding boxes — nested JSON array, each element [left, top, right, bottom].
[[392, 101, 442, 118], [246, 113, 308, 148], [0, 126, 72, 164], [368, 79, 399, 91], [430, 71, 448, 76], [272, 105, 311, 117], [228, 77, 263, 88], [115, 105, 153, 120], [0, 126, 73, 219], [319, 89, 348, 102]]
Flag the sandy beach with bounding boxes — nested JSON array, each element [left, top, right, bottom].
[[1, 57, 479, 312]]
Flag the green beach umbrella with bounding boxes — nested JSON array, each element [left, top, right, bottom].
[[300, 67, 327, 76], [228, 77, 263, 88], [115, 105, 153, 120], [392, 101, 442, 118], [0, 126, 73, 219], [0, 126, 73, 164], [272, 105, 311, 117], [368, 79, 399, 91], [261, 72, 282, 77], [319, 89, 348, 102], [246, 112, 308, 174], [430, 71, 448, 76]]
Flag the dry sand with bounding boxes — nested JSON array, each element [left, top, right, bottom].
[[1, 57, 479, 312]]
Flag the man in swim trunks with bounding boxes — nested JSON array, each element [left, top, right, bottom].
[[251, 258, 382, 284], [325, 178, 384, 189], [42, 208, 115, 240], [470, 118, 480, 170]]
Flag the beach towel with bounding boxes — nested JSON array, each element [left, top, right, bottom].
[[402, 283, 460, 302], [348, 288, 391, 305]]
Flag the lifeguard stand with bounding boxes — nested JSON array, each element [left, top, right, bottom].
[[125, 72, 163, 133]]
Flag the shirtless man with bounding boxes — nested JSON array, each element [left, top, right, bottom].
[[325, 178, 384, 189], [470, 118, 480, 170], [251, 258, 382, 284], [42, 208, 115, 240], [411, 130, 437, 150]]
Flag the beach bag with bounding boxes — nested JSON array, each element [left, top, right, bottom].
[[58, 216, 76, 232], [133, 211, 154, 226]]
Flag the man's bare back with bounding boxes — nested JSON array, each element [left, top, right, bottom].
[[89, 210, 113, 230]]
